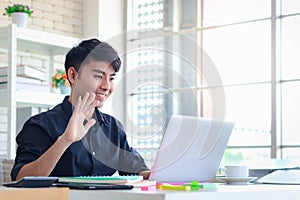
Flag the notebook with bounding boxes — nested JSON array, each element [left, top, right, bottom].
[[58, 175, 143, 185], [3, 176, 58, 188], [256, 169, 300, 184], [54, 182, 134, 190], [149, 115, 234, 182]]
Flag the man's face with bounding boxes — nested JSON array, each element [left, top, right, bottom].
[[71, 60, 116, 108]]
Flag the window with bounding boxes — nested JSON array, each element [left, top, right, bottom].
[[126, 0, 300, 168]]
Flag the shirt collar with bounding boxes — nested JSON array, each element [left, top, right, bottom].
[[95, 108, 108, 126], [62, 96, 73, 119]]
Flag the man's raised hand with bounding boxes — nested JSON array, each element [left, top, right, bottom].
[[61, 92, 99, 144]]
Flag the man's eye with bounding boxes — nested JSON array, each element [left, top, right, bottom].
[[95, 75, 102, 79], [110, 77, 115, 81]]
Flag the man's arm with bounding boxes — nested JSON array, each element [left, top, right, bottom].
[[16, 135, 72, 180], [16, 93, 98, 180]]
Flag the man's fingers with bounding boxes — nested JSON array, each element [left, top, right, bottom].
[[80, 92, 96, 113], [73, 95, 82, 113], [85, 100, 99, 120], [84, 93, 96, 113], [80, 93, 96, 120], [84, 119, 96, 130], [79, 92, 90, 112]]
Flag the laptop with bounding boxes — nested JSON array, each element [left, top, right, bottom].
[[149, 115, 234, 182]]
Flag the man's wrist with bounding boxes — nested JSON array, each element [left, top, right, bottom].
[[57, 135, 73, 147]]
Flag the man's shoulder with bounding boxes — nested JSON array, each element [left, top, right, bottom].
[[27, 103, 65, 123], [19, 103, 68, 139]]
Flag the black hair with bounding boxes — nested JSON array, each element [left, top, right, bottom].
[[64, 38, 121, 74]]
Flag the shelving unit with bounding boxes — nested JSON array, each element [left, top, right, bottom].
[[0, 24, 80, 158]]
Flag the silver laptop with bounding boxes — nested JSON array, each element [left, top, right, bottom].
[[149, 115, 234, 182]]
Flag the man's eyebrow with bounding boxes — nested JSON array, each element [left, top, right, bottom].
[[91, 69, 116, 76]]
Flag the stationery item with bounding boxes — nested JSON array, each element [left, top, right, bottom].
[[157, 183, 191, 191], [130, 180, 157, 188], [183, 182, 216, 190], [3, 176, 58, 188], [130, 180, 157, 191], [141, 185, 157, 191], [54, 183, 133, 190], [58, 175, 143, 185], [149, 115, 235, 182], [256, 169, 300, 184], [247, 158, 300, 178], [198, 183, 217, 189], [156, 182, 216, 191]]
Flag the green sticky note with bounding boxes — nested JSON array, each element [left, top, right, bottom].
[[199, 183, 216, 189]]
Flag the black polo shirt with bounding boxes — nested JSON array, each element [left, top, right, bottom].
[[11, 96, 148, 181]]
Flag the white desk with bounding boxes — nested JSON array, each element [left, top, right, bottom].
[[69, 184, 300, 200], [0, 187, 68, 200]]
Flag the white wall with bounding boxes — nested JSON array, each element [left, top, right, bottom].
[[83, 0, 127, 125], [0, 0, 84, 37], [83, 0, 125, 39], [83, 0, 100, 38]]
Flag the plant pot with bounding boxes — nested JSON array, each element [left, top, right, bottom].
[[11, 12, 28, 28], [60, 84, 71, 95]]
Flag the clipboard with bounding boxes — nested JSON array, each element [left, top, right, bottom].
[[3, 176, 58, 188]]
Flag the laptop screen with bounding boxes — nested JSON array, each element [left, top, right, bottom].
[[149, 115, 234, 182]]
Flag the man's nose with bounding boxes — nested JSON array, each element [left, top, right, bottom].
[[99, 77, 110, 91]]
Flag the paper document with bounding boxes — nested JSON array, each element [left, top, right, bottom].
[[58, 175, 143, 184], [256, 169, 300, 184]]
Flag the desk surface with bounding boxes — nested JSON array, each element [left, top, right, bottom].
[[1, 184, 300, 200], [0, 187, 69, 200], [69, 184, 300, 200]]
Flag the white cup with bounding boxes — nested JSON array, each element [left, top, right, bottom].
[[222, 165, 249, 177]]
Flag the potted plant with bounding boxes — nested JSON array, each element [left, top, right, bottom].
[[52, 69, 71, 94], [3, 4, 33, 28]]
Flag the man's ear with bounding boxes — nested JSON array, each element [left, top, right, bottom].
[[67, 67, 77, 85]]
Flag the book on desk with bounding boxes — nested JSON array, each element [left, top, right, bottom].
[[57, 175, 156, 190], [256, 169, 300, 184], [3, 175, 147, 190], [58, 175, 144, 185]]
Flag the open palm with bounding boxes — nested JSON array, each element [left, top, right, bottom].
[[63, 93, 98, 143]]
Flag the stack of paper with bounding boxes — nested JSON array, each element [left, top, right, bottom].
[[256, 169, 300, 184], [0, 65, 46, 81], [58, 175, 143, 185], [0, 65, 49, 93]]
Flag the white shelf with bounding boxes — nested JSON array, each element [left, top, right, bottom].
[[0, 24, 80, 158], [0, 25, 80, 55], [0, 90, 66, 107]]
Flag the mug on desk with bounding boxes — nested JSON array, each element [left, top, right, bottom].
[[219, 165, 249, 177]]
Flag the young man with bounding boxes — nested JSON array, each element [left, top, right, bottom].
[[11, 38, 150, 181]]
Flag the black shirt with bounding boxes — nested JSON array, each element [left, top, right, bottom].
[[11, 96, 148, 181]]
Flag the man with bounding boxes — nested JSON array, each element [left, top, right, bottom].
[[11, 38, 150, 181]]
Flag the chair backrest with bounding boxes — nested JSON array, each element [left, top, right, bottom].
[[0, 159, 14, 184]]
